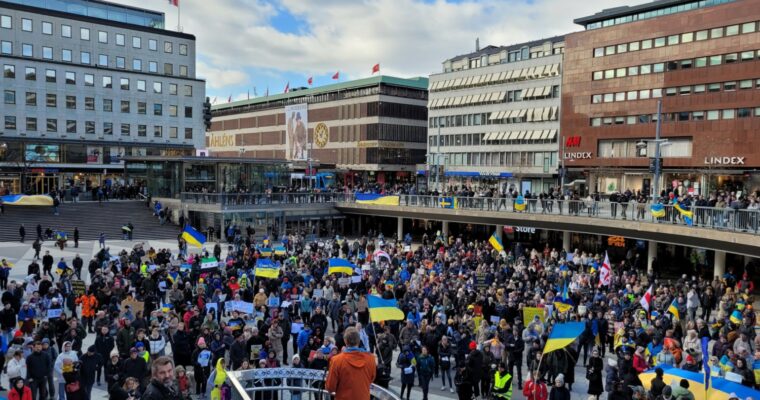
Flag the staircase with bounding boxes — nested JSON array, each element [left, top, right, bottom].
[[0, 200, 181, 241]]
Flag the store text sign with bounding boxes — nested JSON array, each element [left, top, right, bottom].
[[564, 152, 592, 159], [704, 156, 745, 165]]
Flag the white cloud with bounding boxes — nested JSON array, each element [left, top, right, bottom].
[[196, 61, 248, 89]]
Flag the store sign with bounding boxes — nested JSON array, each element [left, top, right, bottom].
[[512, 226, 536, 234], [208, 133, 236, 148], [357, 140, 404, 149], [565, 136, 582, 147], [564, 152, 592, 159], [704, 156, 745, 165], [607, 236, 626, 247]]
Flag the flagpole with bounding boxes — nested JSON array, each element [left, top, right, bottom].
[[177, 1, 181, 32]]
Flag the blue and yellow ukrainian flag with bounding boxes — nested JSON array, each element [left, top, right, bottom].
[[254, 259, 280, 279], [736, 298, 746, 310], [488, 231, 504, 252], [514, 195, 526, 211], [182, 225, 206, 248], [274, 246, 286, 256], [355, 193, 400, 206], [667, 298, 680, 320], [439, 197, 458, 209], [650, 203, 666, 218], [730, 309, 743, 325], [543, 322, 585, 354], [1, 194, 54, 206], [753, 360, 760, 385], [328, 258, 355, 275], [553, 282, 574, 313], [258, 247, 273, 257], [167, 271, 179, 284], [161, 303, 173, 313], [674, 202, 693, 226], [367, 295, 405, 321], [720, 355, 735, 372]]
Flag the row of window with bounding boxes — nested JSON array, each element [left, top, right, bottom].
[[3, 116, 193, 139], [597, 138, 693, 159], [593, 20, 758, 58], [590, 107, 760, 126], [584, 0, 735, 30], [488, 106, 559, 123], [428, 109, 560, 128], [430, 63, 561, 93], [591, 78, 760, 103], [429, 85, 560, 109], [429, 151, 558, 168], [428, 131, 558, 148], [2, 64, 193, 96], [0, 42, 189, 77], [0, 15, 188, 55], [3, 91, 193, 117], [592, 49, 760, 81]]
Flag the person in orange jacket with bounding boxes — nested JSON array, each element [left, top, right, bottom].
[[522, 371, 548, 400], [325, 327, 376, 400], [75, 292, 98, 333]]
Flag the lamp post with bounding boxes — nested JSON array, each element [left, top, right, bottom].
[[637, 99, 669, 201]]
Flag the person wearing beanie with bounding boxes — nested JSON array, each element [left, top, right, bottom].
[[671, 379, 693, 400], [659, 385, 673, 400], [191, 336, 213, 396], [549, 374, 570, 400], [104, 351, 122, 391], [465, 339, 484, 398], [79, 345, 102, 399]]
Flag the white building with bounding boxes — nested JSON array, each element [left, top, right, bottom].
[[427, 36, 564, 195]]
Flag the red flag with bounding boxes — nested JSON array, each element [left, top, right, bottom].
[[284, 82, 289, 93], [227, 95, 231, 103], [372, 64, 380, 74], [599, 251, 612, 287], [168, 0, 179, 6], [640, 285, 653, 311], [308, 76, 313, 85], [332, 71, 339, 80]]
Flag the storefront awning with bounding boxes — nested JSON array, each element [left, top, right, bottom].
[[416, 170, 427, 175], [445, 171, 480, 177], [499, 172, 513, 178]]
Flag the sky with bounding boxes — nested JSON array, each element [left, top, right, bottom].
[[110, 0, 629, 103]]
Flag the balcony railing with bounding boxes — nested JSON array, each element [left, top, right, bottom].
[[180, 192, 349, 207]]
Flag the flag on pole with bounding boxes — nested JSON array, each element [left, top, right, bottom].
[[332, 71, 339, 80], [181, 225, 206, 248], [212, 96, 217, 104], [488, 231, 504, 252], [227, 95, 231, 103], [543, 322, 585, 354], [284, 82, 290, 93], [253, 87, 257, 97], [308, 76, 313, 85], [640, 285, 653, 311], [367, 295, 404, 321], [168, 0, 179, 6], [372, 63, 380, 74], [201, 257, 218, 270], [667, 298, 680, 319], [328, 258, 355, 275], [255, 259, 280, 279], [599, 251, 611, 287]]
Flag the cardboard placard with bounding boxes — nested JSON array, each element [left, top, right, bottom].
[[206, 302, 218, 315], [522, 307, 546, 327], [71, 280, 86, 296], [121, 298, 144, 316]]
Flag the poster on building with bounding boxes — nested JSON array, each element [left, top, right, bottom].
[[285, 103, 308, 161], [109, 146, 125, 164], [86, 146, 103, 164]]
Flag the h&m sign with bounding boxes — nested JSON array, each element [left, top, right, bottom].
[[704, 156, 745, 165]]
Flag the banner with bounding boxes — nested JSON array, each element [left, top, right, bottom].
[[523, 307, 546, 327], [108, 146, 125, 164], [86, 146, 103, 164], [285, 103, 308, 161], [201, 257, 218, 270]]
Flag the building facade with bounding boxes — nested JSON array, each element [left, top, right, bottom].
[[0, 0, 205, 195], [208, 76, 428, 189], [562, 0, 760, 196], [427, 37, 564, 195]]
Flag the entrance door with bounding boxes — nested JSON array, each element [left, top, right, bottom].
[[25, 174, 58, 194]]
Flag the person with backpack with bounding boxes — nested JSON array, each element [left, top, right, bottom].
[[397, 345, 416, 400]]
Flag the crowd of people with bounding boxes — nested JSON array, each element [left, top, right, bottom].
[[1, 204, 759, 400]]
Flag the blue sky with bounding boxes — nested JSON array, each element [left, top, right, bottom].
[[110, 0, 625, 103]]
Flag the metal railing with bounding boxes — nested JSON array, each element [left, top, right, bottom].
[[181, 192, 347, 206], [226, 367, 400, 400]]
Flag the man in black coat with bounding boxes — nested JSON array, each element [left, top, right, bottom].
[[465, 341, 484, 398], [27, 341, 52, 400], [80, 346, 103, 400], [19, 224, 25, 243], [141, 356, 183, 400], [42, 251, 54, 281], [123, 347, 148, 384]]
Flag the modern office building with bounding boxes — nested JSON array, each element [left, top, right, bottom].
[[562, 0, 760, 196], [0, 0, 205, 195], [427, 37, 565, 194], [208, 75, 428, 188]]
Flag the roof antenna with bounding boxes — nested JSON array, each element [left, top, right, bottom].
[[476, 37, 480, 52]]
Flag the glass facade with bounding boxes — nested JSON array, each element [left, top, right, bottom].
[[584, 0, 736, 30], [6, 0, 165, 29]]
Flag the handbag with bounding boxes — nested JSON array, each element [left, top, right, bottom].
[[66, 381, 81, 392]]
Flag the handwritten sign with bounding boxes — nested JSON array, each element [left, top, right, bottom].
[[522, 307, 546, 327], [47, 308, 63, 319], [121, 298, 144, 316], [71, 280, 86, 296], [205, 302, 218, 315]]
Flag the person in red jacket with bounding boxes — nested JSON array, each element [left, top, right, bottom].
[[633, 346, 649, 373], [325, 327, 376, 400], [522, 371, 548, 400], [8, 378, 33, 400]]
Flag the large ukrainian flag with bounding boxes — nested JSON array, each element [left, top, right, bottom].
[[355, 193, 400, 206], [543, 322, 585, 354], [674, 202, 693, 226], [255, 259, 280, 279], [514, 195, 526, 211], [182, 225, 206, 248], [1, 194, 54, 206], [328, 258, 355, 275], [650, 203, 666, 218], [488, 231, 504, 252], [368, 295, 405, 321], [667, 298, 680, 320]]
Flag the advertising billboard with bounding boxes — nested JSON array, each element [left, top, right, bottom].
[[25, 144, 60, 163], [285, 103, 308, 161], [108, 147, 125, 164], [87, 146, 103, 164]]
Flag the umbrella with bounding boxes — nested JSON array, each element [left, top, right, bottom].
[[121, 225, 132, 232], [639, 365, 760, 400]]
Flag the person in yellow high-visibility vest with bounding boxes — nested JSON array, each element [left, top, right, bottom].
[[492, 363, 513, 399]]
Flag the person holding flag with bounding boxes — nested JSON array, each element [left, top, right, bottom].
[[599, 252, 612, 287]]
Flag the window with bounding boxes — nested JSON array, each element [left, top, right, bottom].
[[617, 43, 627, 53], [0, 15, 10, 29], [692, 111, 704, 121], [616, 67, 626, 77], [21, 18, 32, 32], [42, 21, 52, 35], [680, 59, 693, 69], [26, 117, 37, 131], [738, 108, 752, 118], [120, 78, 129, 90], [163, 63, 175, 76], [3, 65, 14, 78], [137, 102, 146, 114], [4, 116, 16, 130], [639, 90, 651, 100], [0, 41, 10, 55], [593, 71, 603, 80], [25, 92, 36, 106], [742, 22, 756, 34], [640, 64, 652, 74], [184, 128, 193, 139], [47, 119, 57, 132], [184, 85, 192, 97], [708, 83, 721, 92], [46, 93, 56, 107], [179, 43, 188, 55], [654, 37, 666, 47], [652, 63, 664, 73], [681, 32, 693, 43], [667, 61, 678, 71], [724, 81, 736, 91], [42, 46, 52, 59], [102, 122, 112, 135], [149, 62, 157, 73], [154, 103, 163, 116], [121, 124, 130, 136], [22, 44, 32, 57], [148, 39, 157, 51], [707, 110, 719, 120], [154, 126, 163, 137], [85, 97, 94, 110], [667, 35, 679, 45], [81, 51, 90, 64], [725, 53, 738, 64], [121, 100, 130, 113], [98, 31, 107, 43], [153, 82, 162, 93], [62, 49, 72, 62], [61, 24, 71, 37], [652, 88, 662, 98], [184, 106, 193, 118], [604, 46, 615, 56], [85, 121, 95, 134], [694, 84, 705, 93], [133, 59, 142, 71], [169, 83, 178, 95], [603, 93, 614, 103], [169, 105, 178, 117], [604, 70, 614, 79], [4, 90, 15, 104], [98, 54, 108, 67], [103, 99, 112, 112], [679, 86, 691, 95], [614, 92, 625, 101], [722, 109, 735, 119], [82, 74, 94, 87], [116, 33, 124, 46], [66, 95, 76, 109], [741, 51, 755, 61], [179, 65, 188, 77], [740, 79, 753, 89], [137, 80, 146, 92], [629, 41, 640, 51], [594, 48, 604, 57], [726, 25, 739, 36], [709, 55, 722, 66], [164, 41, 173, 53], [66, 120, 76, 134], [80, 27, 90, 40], [627, 91, 638, 100], [102, 76, 112, 88], [169, 127, 178, 138], [138, 125, 147, 137], [628, 66, 639, 76], [65, 71, 75, 85], [710, 27, 723, 38], [696, 30, 708, 41], [45, 69, 55, 83], [116, 57, 125, 69], [695, 57, 707, 67]]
